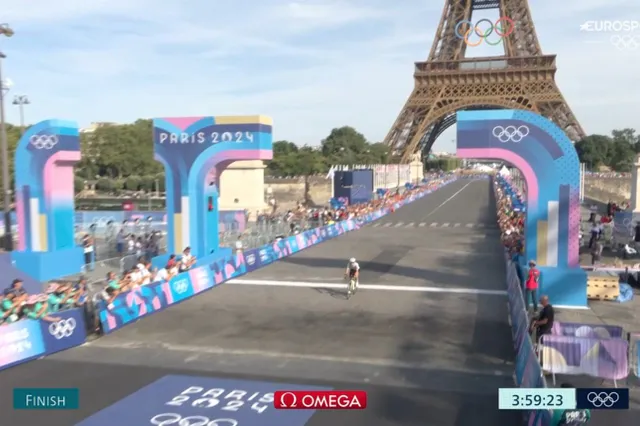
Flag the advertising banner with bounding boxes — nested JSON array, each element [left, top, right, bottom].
[[0, 307, 87, 371]]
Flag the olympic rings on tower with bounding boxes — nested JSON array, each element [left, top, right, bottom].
[[30, 134, 59, 149], [492, 125, 529, 143], [454, 17, 515, 46]]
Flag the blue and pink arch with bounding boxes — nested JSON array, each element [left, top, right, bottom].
[[11, 120, 85, 283], [153, 115, 273, 261], [456, 110, 587, 307]]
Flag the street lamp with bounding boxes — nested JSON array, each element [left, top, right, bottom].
[[0, 23, 14, 250], [12, 94, 29, 133]]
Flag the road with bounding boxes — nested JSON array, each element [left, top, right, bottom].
[[1, 179, 519, 425]]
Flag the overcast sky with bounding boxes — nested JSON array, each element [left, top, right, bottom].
[[2, 0, 639, 152]]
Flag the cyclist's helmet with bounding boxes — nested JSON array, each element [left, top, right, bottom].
[[349, 257, 356, 263]]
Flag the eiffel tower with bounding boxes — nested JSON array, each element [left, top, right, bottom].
[[383, 0, 585, 163]]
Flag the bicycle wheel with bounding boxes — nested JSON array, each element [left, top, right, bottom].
[[351, 278, 358, 295]]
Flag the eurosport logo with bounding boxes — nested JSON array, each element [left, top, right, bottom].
[[173, 279, 189, 294], [587, 391, 619, 408], [580, 20, 640, 32], [30, 134, 59, 149], [49, 318, 77, 339], [492, 125, 529, 143], [455, 17, 515, 46]]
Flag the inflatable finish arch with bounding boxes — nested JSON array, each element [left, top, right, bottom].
[[456, 110, 587, 307], [11, 120, 85, 281], [153, 116, 273, 259]]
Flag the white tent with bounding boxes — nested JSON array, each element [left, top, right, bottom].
[[499, 165, 511, 176]]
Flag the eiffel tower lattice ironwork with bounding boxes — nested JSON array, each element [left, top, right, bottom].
[[383, 0, 585, 163]]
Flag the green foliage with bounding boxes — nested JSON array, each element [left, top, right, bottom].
[[424, 158, 463, 171], [575, 128, 640, 171], [266, 126, 392, 176], [74, 177, 86, 193]]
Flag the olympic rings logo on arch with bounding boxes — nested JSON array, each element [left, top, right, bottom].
[[492, 125, 530, 143], [455, 17, 515, 46], [30, 134, 59, 150]]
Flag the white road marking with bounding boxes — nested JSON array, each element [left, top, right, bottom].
[[442, 223, 450, 227], [394, 222, 404, 227], [85, 341, 509, 377], [372, 223, 381, 227], [383, 222, 392, 227], [406, 222, 414, 227], [419, 222, 426, 227], [422, 181, 473, 218], [465, 223, 474, 228], [429, 222, 438, 227], [228, 279, 507, 295], [453, 223, 461, 227]]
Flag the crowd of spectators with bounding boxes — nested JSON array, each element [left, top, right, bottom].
[[494, 179, 525, 256], [0, 277, 90, 327]]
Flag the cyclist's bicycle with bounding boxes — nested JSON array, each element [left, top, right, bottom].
[[345, 275, 358, 299]]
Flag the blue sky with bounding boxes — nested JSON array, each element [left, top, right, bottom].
[[2, 0, 639, 152]]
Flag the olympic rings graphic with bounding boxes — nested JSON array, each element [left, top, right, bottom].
[[49, 318, 77, 339], [30, 134, 59, 149], [587, 391, 619, 408], [455, 17, 515, 46], [610, 35, 640, 51], [173, 279, 189, 294], [492, 125, 530, 143]]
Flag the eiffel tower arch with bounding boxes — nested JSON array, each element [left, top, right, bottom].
[[383, 0, 585, 163]]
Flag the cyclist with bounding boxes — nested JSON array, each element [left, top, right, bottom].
[[344, 258, 360, 290]]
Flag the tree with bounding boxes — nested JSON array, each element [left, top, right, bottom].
[[321, 126, 369, 164]]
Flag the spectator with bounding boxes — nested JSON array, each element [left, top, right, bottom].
[[529, 295, 554, 340], [591, 240, 603, 265], [82, 234, 94, 269], [22, 294, 60, 323], [234, 235, 243, 255], [116, 229, 126, 255], [525, 260, 540, 312], [10, 279, 27, 297], [179, 247, 196, 272], [0, 289, 19, 324], [46, 283, 74, 312]]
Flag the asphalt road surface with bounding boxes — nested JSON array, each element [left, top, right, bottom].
[[0, 180, 524, 425]]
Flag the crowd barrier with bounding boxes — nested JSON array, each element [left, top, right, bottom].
[[505, 253, 552, 426], [0, 307, 87, 371], [540, 322, 630, 385]]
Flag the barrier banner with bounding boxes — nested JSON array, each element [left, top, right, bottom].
[[97, 178, 459, 334], [0, 307, 87, 371], [540, 335, 629, 380], [550, 322, 625, 339], [0, 319, 45, 370]]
